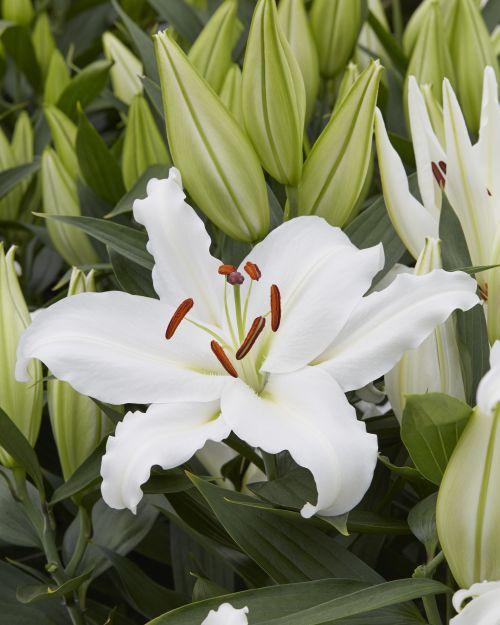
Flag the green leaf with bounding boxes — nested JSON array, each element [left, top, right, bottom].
[[0, 469, 41, 548], [109, 247, 156, 297], [0, 161, 41, 200], [378, 455, 435, 495], [142, 468, 193, 494], [407, 493, 438, 556], [366, 10, 408, 74], [401, 393, 472, 485], [0, 408, 44, 495], [2, 25, 41, 90], [76, 112, 125, 205], [57, 60, 113, 120], [148, 0, 204, 43], [106, 164, 167, 218], [16, 569, 92, 604]]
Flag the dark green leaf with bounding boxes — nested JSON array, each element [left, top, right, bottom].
[[142, 468, 193, 494], [0, 161, 40, 200], [57, 60, 113, 120], [109, 247, 156, 296], [2, 25, 41, 90], [407, 493, 438, 556], [0, 469, 41, 548], [148, 0, 204, 43], [366, 10, 408, 74], [106, 164, 168, 218], [387, 132, 415, 168], [16, 570, 92, 604], [191, 575, 229, 602]]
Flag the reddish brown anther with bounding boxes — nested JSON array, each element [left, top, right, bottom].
[[165, 298, 194, 339], [431, 161, 446, 188], [218, 264, 237, 276], [270, 284, 281, 332], [210, 340, 238, 377], [480, 283, 489, 302], [438, 161, 447, 174], [236, 316, 266, 360], [244, 262, 262, 281]]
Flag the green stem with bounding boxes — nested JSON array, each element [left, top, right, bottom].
[[392, 0, 403, 44], [285, 185, 299, 221], [233, 284, 244, 342], [65, 506, 91, 578], [422, 596, 443, 625]]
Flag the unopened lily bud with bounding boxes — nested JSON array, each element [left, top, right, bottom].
[[154, 30, 269, 243], [220, 64, 243, 125], [437, 342, 500, 587], [0, 244, 42, 467], [44, 49, 70, 105], [32, 13, 56, 80], [357, 0, 391, 70], [102, 31, 143, 105], [242, 0, 305, 185], [492, 26, 500, 58], [385, 238, 465, 421], [297, 60, 382, 226], [1, 0, 33, 25], [122, 94, 170, 190], [278, 0, 320, 124], [188, 0, 242, 94], [0, 128, 21, 221], [310, 0, 361, 79], [12, 111, 33, 166], [446, 0, 499, 132], [334, 62, 360, 111], [44, 106, 79, 180], [48, 269, 109, 480], [41, 147, 98, 266]]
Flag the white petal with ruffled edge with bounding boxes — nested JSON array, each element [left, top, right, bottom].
[[232, 217, 384, 374], [374, 109, 439, 259], [101, 401, 230, 512], [316, 270, 479, 391], [133, 168, 224, 326], [221, 367, 378, 518], [451, 582, 500, 624], [16, 291, 229, 404], [201, 603, 249, 625]]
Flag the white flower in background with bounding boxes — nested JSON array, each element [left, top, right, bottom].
[[201, 603, 249, 625], [16, 168, 478, 518], [451, 581, 500, 624]]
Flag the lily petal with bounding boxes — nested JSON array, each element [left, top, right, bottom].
[[133, 168, 224, 326], [476, 341, 500, 415], [16, 292, 229, 404], [201, 604, 249, 625], [101, 401, 229, 512], [235, 216, 384, 373], [475, 67, 500, 205], [374, 108, 439, 259], [221, 367, 378, 517], [451, 582, 500, 624], [316, 270, 479, 391]]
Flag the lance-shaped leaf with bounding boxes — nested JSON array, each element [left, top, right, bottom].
[[154, 30, 269, 243], [102, 31, 143, 105], [242, 0, 305, 185], [297, 61, 382, 226]]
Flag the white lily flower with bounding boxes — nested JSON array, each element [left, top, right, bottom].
[[451, 581, 500, 624], [201, 603, 248, 625], [16, 168, 478, 518]]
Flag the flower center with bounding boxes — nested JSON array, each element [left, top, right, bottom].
[[164, 262, 281, 391]]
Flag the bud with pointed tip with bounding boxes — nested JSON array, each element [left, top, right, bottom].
[[1, 0, 33, 25], [356, 0, 391, 71], [44, 105, 79, 180], [154, 29, 269, 243], [32, 13, 56, 80], [0, 244, 42, 467], [102, 31, 143, 105], [44, 49, 70, 105], [220, 64, 243, 125], [242, 0, 305, 185], [0, 127, 21, 221]]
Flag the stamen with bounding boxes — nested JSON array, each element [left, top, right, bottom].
[[480, 283, 489, 302], [227, 271, 245, 285], [211, 340, 238, 377], [244, 262, 262, 281], [218, 264, 237, 276], [165, 298, 193, 339], [438, 161, 447, 174], [236, 316, 266, 360], [431, 161, 446, 188], [270, 284, 281, 332]]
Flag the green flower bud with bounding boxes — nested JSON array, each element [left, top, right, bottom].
[[310, 0, 361, 79], [446, 0, 500, 132], [41, 147, 98, 266], [48, 269, 109, 480], [0, 244, 42, 467], [122, 94, 170, 190], [44, 106, 79, 180], [32, 12, 56, 80], [297, 60, 382, 226], [492, 25, 500, 58], [11, 111, 34, 199], [154, 29, 269, 243], [44, 49, 70, 106], [278, 0, 320, 124], [102, 31, 143, 105], [334, 61, 360, 111], [220, 63, 243, 125], [1, 0, 33, 26], [357, 0, 391, 70], [242, 0, 305, 185], [188, 0, 242, 93], [0, 127, 21, 221]]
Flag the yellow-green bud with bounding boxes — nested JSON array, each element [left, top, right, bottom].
[[357, 0, 390, 70], [188, 0, 242, 94], [41, 147, 98, 266], [154, 29, 269, 243], [44, 49, 70, 106], [334, 61, 360, 112], [278, 0, 320, 124], [102, 31, 143, 105], [1, 0, 33, 26], [0, 244, 42, 467], [11, 111, 34, 199], [44, 106, 79, 180], [48, 269, 109, 480], [492, 26, 500, 58], [297, 60, 382, 226], [310, 0, 361, 79], [242, 0, 305, 185], [32, 13, 56, 80], [446, 0, 500, 132], [0, 127, 21, 221], [122, 94, 170, 190], [220, 63, 243, 125]]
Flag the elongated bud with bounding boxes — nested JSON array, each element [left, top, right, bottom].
[[493, 25, 500, 58], [0, 245, 42, 467], [437, 343, 500, 587], [122, 94, 170, 190], [41, 147, 98, 266], [11, 112, 34, 200], [446, 0, 499, 132], [334, 62, 360, 112], [44, 49, 70, 105], [1, 0, 33, 25], [356, 0, 390, 70], [44, 105, 79, 180], [32, 12, 56, 80], [385, 239, 466, 421], [154, 30, 269, 243], [242, 0, 305, 185], [297, 60, 382, 226], [102, 31, 143, 105], [402, 0, 434, 56], [48, 269, 109, 480], [220, 64, 243, 125], [278, 0, 320, 124], [310, 0, 362, 79], [0, 127, 21, 221], [188, 0, 242, 94]]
